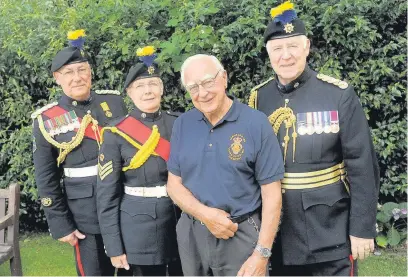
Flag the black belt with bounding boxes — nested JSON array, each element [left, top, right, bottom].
[[184, 208, 260, 224], [229, 208, 260, 223]]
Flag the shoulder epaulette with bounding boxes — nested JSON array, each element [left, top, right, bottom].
[[165, 110, 181, 117], [95, 90, 121, 95], [30, 102, 58, 119], [316, 73, 349, 89], [248, 77, 274, 109]]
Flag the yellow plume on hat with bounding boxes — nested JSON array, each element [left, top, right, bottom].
[[67, 29, 86, 40], [270, 1, 294, 19], [136, 46, 156, 57]]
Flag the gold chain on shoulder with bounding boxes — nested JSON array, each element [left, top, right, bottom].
[[101, 126, 160, 171], [268, 100, 297, 163], [37, 113, 99, 166]]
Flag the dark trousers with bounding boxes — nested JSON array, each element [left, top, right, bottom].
[[73, 233, 115, 276], [132, 265, 167, 276], [271, 255, 357, 276], [176, 212, 267, 276]]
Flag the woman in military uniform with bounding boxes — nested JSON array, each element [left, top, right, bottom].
[[96, 46, 181, 276]]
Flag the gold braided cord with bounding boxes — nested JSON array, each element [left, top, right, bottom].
[[101, 126, 160, 171], [123, 125, 160, 171], [37, 113, 98, 166], [100, 127, 159, 156], [248, 90, 258, 109], [268, 103, 297, 163]]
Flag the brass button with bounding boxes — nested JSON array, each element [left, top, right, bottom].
[[209, 143, 212, 147], [141, 113, 146, 118], [72, 101, 77, 106]]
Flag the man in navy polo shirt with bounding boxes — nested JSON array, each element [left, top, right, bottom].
[[167, 54, 284, 276]]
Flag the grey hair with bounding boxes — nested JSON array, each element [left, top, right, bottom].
[[180, 54, 225, 88]]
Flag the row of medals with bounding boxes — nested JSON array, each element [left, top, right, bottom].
[[297, 111, 340, 136], [44, 111, 81, 137]]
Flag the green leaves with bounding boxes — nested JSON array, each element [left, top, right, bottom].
[[0, 0, 406, 236]]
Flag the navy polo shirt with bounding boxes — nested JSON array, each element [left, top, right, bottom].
[[168, 98, 284, 216]]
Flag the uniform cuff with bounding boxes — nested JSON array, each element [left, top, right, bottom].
[[48, 217, 76, 239], [349, 215, 376, 238], [103, 233, 125, 257]]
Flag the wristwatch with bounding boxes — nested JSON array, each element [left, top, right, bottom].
[[255, 244, 272, 258]]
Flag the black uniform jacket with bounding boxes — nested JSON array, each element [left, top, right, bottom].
[[32, 90, 127, 239], [97, 108, 180, 265], [250, 67, 380, 265]]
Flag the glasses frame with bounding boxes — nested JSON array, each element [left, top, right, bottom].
[[186, 69, 224, 95]]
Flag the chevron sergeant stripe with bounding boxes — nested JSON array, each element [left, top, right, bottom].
[[98, 160, 113, 180]]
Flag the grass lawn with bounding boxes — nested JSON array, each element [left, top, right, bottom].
[[0, 233, 406, 276]]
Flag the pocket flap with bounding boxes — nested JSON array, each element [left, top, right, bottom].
[[302, 183, 349, 210], [65, 184, 93, 200], [120, 200, 156, 219]]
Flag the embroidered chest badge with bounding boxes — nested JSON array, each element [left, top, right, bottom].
[[228, 134, 246, 161]]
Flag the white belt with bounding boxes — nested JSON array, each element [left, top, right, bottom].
[[124, 185, 168, 198], [64, 165, 98, 178]]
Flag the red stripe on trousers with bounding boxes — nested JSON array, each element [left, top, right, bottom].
[[75, 243, 85, 276], [349, 254, 354, 276]]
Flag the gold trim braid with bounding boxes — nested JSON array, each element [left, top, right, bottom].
[[37, 113, 99, 166], [284, 162, 345, 177], [248, 77, 274, 109], [268, 100, 297, 163], [281, 162, 350, 193], [248, 90, 257, 109], [101, 126, 160, 171]]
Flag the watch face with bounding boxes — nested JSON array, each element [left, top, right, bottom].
[[262, 248, 271, 257]]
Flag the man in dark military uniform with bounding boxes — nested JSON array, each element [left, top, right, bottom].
[[248, 1, 380, 276], [97, 46, 183, 276], [32, 29, 128, 276]]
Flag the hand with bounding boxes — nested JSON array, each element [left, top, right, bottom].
[[350, 235, 374, 260], [58, 230, 86, 246], [111, 254, 130, 270], [201, 207, 238, 240], [237, 252, 268, 276]]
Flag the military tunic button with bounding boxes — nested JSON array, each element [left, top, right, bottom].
[[209, 143, 212, 147], [141, 113, 146, 118], [282, 142, 285, 147], [210, 129, 214, 133], [87, 110, 91, 114], [294, 82, 299, 88], [72, 101, 77, 106], [282, 189, 286, 194]]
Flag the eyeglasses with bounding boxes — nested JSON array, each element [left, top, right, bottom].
[[186, 69, 223, 95], [58, 67, 90, 79]]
